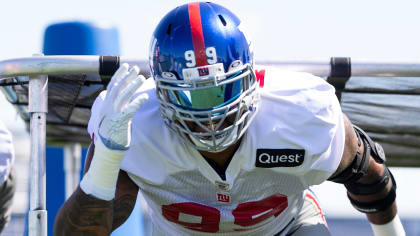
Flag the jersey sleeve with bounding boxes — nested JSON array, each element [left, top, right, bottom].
[[257, 66, 346, 186], [298, 74, 345, 186], [304, 96, 345, 186]]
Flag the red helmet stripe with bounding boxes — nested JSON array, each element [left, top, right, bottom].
[[188, 2, 207, 66]]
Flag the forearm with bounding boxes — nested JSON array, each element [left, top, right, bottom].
[[366, 203, 397, 224], [112, 170, 139, 229], [347, 161, 404, 235], [54, 187, 113, 236], [54, 64, 146, 235], [347, 158, 405, 236]]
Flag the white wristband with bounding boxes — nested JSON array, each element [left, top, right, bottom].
[[370, 214, 406, 236], [80, 138, 125, 200]]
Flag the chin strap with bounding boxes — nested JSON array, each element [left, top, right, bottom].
[[189, 126, 238, 153]]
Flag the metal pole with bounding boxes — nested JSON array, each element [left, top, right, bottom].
[[0, 56, 99, 77], [3, 56, 420, 78], [64, 143, 81, 199], [28, 72, 48, 236]]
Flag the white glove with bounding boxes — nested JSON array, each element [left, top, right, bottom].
[[80, 63, 148, 200], [98, 63, 149, 149]]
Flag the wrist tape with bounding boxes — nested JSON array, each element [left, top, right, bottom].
[[80, 137, 125, 200]]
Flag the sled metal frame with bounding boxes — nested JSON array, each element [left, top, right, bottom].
[[1, 55, 420, 235]]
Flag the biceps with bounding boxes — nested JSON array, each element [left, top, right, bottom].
[[329, 114, 387, 184], [330, 114, 359, 179]]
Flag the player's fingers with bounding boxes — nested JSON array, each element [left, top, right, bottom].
[[109, 66, 139, 104], [118, 66, 141, 93], [114, 74, 145, 111], [123, 93, 149, 118], [106, 63, 129, 94]]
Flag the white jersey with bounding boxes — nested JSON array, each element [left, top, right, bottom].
[[88, 66, 345, 235], [0, 120, 14, 185]]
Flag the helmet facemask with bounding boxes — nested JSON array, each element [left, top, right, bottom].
[[156, 62, 259, 152]]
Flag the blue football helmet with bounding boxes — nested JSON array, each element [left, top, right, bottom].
[[149, 2, 259, 152]]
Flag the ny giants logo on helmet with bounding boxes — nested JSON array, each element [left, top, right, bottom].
[[197, 67, 209, 76]]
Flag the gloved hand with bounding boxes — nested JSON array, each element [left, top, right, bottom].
[[97, 63, 148, 150], [80, 63, 148, 200]]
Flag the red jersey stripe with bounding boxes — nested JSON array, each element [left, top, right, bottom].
[[188, 2, 207, 66], [305, 193, 327, 225]]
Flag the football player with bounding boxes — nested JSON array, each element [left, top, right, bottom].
[[55, 2, 405, 235]]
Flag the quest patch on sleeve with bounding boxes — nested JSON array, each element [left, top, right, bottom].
[[256, 149, 305, 168]]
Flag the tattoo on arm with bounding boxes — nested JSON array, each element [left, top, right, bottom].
[[54, 187, 113, 236], [112, 171, 139, 230], [54, 143, 139, 235]]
